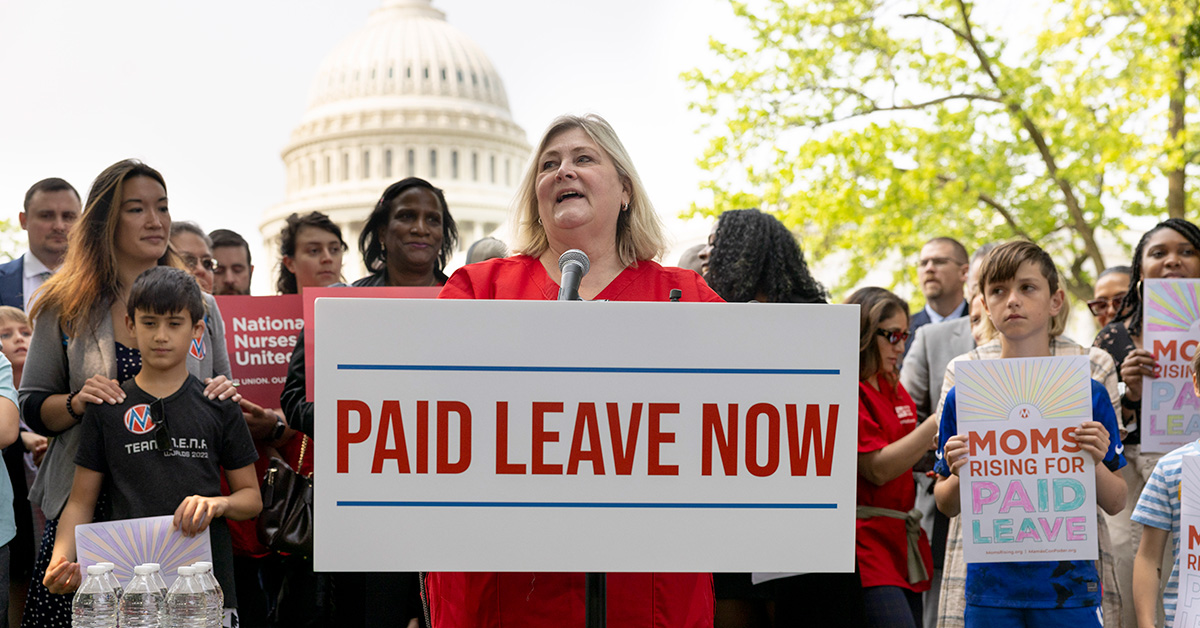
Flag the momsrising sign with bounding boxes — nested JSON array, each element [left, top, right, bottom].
[[956, 356, 1098, 563]]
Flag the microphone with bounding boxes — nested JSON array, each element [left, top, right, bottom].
[[557, 249, 590, 301]]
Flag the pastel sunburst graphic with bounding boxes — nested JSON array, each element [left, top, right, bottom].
[[76, 515, 212, 587], [956, 357, 1090, 422], [1145, 279, 1200, 333]]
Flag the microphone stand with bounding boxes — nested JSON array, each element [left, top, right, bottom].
[[586, 573, 606, 628]]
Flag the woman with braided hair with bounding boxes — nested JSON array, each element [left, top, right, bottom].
[[697, 208, 827, 304], [1093, 217, 1200, 627]]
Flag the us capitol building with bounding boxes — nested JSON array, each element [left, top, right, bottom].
[[259, 0, 531, 277]]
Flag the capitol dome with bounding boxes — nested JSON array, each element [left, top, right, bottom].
[[260, 0, 530, 281]]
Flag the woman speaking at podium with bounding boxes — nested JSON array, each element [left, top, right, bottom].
[[430, 114, 719, 627]]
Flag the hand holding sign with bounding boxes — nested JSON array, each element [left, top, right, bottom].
[[943, 434, 969, 475], [1073, 421, 1111, 464]]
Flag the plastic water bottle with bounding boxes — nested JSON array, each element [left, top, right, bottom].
[[73, 564, 119, 627], [97, 562, 124, 605], [146, 563, 169, 625], [191, 562, 223, 628], [121, 565, 164, 628], [165, 566, 206, 628]]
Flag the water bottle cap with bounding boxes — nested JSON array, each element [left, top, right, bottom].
[[86, 564, 107, 575], [134, 565, 153, 575], [145, 562, 161, 572], [192, 562, 212, 572], [176, 566, 196, 576]]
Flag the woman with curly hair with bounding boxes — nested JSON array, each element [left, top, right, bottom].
[[697, 208, 827, 304], [1092, 217, 1200, 627]]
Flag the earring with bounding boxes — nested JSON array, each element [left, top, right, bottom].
[[621, 202, 629, 212]]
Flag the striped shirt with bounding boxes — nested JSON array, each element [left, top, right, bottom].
[[1130, 440, 1200, 627]]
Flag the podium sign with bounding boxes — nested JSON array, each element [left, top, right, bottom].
[[314, 299, 860, 572]]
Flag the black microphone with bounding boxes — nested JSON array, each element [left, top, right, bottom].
[[557, 249, 590, 301]]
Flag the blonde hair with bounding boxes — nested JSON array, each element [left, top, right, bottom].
[[0, 306, 28, 328], [512, 114, 666, 266]]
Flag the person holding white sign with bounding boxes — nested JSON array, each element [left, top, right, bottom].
[[1130, 348, 1200, 628], [848, 287, 936, 628], [430, 113, 719, 627], [1093, 217, 1200, 627], [19, 160, 239, 628], [934, 241, 1127, 628]]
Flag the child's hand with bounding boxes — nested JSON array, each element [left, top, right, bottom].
[[1075, 421, 1112, 465], [20, 431, 47, 466], [174, 495, 228, 536], [76, 374, 124, 409], [43, 556, 81, 595], [202, 376, 241, 403], [943, 434, 969, 476]]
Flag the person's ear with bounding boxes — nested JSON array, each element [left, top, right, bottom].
[[192, 318, 206, 341], [125, 314, 135, 336], [282, 256, 296, 274], [18, 212, 27, 231], [1049, 288, 1065, 317]]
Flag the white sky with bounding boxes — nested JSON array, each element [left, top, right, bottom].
[[0, 0, 734, 293]]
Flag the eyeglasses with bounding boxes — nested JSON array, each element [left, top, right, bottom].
[[1086, 293, 1126, 317], [179, 253, 219, 273], [918, 256, 966, 269], [876, 328, 910, 345], [151, 397, 171, 453]]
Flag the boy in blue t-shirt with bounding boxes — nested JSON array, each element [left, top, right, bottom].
[[1130, 347, 1200, 627], [933, 241, 1127, 627], [40, 267, 261, 612]]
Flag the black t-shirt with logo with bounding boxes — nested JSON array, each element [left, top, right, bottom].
[[76, 375, 258, 607]]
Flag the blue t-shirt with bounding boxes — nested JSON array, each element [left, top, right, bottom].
[[934, 379, 1125, 609]]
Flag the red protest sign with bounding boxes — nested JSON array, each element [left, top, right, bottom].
[[214, 295, 303, 408]]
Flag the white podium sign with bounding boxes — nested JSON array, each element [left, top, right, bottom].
[[314, 299, 860, 572]]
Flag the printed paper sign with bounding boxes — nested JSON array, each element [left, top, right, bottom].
[[1141, 279, 1200, 453], [1178, 455, 1200, 628], [76, 515, 212, 587], [956, 356, 1097, 563], [214, 295, 302, 408], [302, 287, 441, 401], [314, 298, 860, 572]]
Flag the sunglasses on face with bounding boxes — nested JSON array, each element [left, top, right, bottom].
[[179, 253, 219, 273], [1086, 293, 1126, 317], [151, 398, 171, 453], [876, 328, 910, 345]]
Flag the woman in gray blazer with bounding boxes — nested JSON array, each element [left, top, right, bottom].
[[17, 160, 237, 628]]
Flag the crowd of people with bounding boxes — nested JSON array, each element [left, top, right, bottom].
[[0, 112, 1191, 628]]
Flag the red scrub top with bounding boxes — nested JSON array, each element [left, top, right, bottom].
[[439, 254, 724, 303], [426, 254, 718, 628], [856, 374, 933, 591]]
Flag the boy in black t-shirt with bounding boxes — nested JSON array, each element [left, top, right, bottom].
[[42, 267, 260, 617]]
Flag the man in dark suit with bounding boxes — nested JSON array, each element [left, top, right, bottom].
[[905, 237, 969, 353], [0, 178, 81, 310]]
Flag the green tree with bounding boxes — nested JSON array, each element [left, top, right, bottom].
[[685, 0, 1200, 301]]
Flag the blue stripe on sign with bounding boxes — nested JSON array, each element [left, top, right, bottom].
[[336, 364, 838, 375], [336, 501, 837, 509]]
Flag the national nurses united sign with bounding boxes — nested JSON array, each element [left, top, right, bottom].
[[313, 299, 860, 573], [955, 356, 1098, 563]]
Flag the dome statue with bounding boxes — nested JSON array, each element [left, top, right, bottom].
[[260, 0, 530, 281]]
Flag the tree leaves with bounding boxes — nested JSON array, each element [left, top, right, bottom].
[[685, 0, 1200, 303]]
